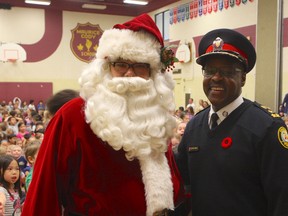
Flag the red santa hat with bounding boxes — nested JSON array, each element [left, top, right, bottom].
[[96, 14, 176, 72]]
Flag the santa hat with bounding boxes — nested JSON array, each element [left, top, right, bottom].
[[96, 14, 176, 73]]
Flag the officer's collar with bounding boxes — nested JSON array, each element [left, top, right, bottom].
[[210, 95, 244, 123]]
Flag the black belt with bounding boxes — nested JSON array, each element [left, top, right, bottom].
[[68, 209, 174, 216]]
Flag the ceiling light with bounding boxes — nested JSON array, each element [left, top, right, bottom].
[[123, 0, 148, 6], [82, 4, 107, 10], [25, 0, 51, 6]]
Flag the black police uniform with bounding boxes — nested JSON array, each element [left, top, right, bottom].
[[177, 99, 288, 216]]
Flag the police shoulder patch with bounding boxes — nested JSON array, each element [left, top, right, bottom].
[[253, 102, 281, 118], [278, 126, 288, 149]]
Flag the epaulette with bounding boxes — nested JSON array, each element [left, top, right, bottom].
[[253, 101, 281, 118]]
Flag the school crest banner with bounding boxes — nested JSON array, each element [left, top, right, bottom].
[[70, 23, 103, 63]]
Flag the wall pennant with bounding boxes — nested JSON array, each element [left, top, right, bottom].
[[208, 0, 213, 13], [190, 2, 194, 19], [219, 0, 224, 11], [185, 4, 190, 20], [198, 0, 203, 16], [224, 0, 229, 9], [213, 0, 218, 12], [181, 5, 186, 22], [177, 6, 182, 23], [203, 0, 207, 15], [236, 0, 241, 6], [173, 7, 178, 24], [194, 0, 199, 18], [242, 0, 248, 3], [230, 0, 235, 7], [169, 9, 174, 25]]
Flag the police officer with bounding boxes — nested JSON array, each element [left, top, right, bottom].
[[177, 28, 288, 216]]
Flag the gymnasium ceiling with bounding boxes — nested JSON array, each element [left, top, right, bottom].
[[0, 0, 181, 16]]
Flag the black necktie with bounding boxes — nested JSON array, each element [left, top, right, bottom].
[[211, 113, 219, 129]]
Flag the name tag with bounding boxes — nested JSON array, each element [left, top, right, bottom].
[[188, 146, 199, 152]]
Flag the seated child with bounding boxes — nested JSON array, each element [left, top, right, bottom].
[[24, 141, 41, 191]]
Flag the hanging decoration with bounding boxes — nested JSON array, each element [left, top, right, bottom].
[[218, 0, 224, 11], [208, 0, 213, 14], [169, 0, 254, 25], [190, 3, 194, 19], [203, 0, 207, 15], [212, 0, 218, 12], [193, 0, 198, 18], [224, 0, 229, 9]]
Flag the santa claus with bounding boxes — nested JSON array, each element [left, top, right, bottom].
[[22, 14, 185, 216]]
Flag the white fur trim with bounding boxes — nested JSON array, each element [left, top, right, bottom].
[[138, 153, 174, 216], [96, 29, 162, 72]]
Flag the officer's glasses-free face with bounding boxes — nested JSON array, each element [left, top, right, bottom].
[[202, 66, 243, 78], [110, 62, 151, 78]]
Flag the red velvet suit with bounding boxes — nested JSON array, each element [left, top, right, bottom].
[[22, 97, 183, 216]]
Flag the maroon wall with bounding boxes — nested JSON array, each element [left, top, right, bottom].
[[0, 82, 53, 105]]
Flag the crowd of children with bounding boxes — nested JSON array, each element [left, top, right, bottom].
[[0, 90, 79, 214], [0, 98, 43, 215], [171, 98, 211, 153]]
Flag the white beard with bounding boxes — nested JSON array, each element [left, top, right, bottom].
[[79, 60, 176, 215], [84, 76, 175, 160]]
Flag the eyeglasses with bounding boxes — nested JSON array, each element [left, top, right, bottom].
[[202, 66, 243, 78], [110, 62, 151, 77]]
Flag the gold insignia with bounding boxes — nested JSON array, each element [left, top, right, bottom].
[[271, 113, 280, 118], [261, 105, 280, 118], [277, 126, 288, 149]]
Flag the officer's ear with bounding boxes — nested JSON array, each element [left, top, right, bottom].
[[241, 72, 246, 87]]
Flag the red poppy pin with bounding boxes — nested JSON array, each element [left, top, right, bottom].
[[221, 137, 232, 149]]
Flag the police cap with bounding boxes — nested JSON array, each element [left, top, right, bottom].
[[196, 28, 256, 73]]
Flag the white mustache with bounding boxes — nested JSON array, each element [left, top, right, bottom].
[[105, 77, 153, 94]]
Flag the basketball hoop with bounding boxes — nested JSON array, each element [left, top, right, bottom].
[[7, 59, 17, 63]]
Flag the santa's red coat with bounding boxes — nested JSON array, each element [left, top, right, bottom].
[[22, 97, 184, 216]]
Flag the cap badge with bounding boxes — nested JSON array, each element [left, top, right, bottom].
[[212, 37, 224, 51], [278, 126, 288, 149]]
